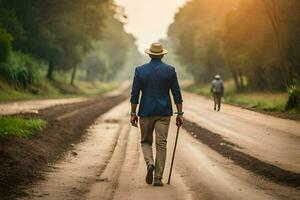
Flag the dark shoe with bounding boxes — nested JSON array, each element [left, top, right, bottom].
[[153, 179, 163, 187], [145, 164, 154, 184]]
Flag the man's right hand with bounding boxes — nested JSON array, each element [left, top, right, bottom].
[[176, 115, 184, 127], [131, 115, 138, 127]]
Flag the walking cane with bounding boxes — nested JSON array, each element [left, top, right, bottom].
[[167, 125, 180, 184]]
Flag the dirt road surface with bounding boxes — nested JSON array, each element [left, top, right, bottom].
[[0, 97, 88, 115], [0, 81, 130, 116], [18, 92, 300, 200], [183, 92, 300, 173]]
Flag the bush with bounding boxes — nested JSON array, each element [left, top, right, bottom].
[[0, 116, 46, 138], [0, 51, 40, 89], [285, 86, 300, 110]]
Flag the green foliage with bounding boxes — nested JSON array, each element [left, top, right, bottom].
[[186, 80, 236, 97], [77, 81, 119, 96], [224, 93, 286, 112], [0, 78, 118, 102], [169, 0, 300, 91], [0, 0, 138, 85], [0, 8, 25, 43], [185, 84, 211, 96], [169, 0, 234, 83], [186, 82, 288, 112], [0, 52, 40, 89], [0, 0, 137, 101], [82, 52, 109, 81], [0, 116, 46, 138], [38, 0, 110, 80], [285, 86, 300, 111], [81, 5, 139, 81], [0, 28, 13, 63]]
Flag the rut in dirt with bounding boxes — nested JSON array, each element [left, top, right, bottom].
[[0, 93, 128, 200], [183, 120, 300, 188]]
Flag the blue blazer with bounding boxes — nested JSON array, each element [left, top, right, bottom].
[[130, 58, 183, 117]]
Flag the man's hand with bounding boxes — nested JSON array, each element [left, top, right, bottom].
[[130, 115, 138, 127], [176, 115, 184, 127]]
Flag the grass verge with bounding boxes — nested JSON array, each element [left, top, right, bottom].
[[0, 116, 47, 138], [77, 81, 119, 96], [185, 83, 288, 113], [224, 92, 287, 112], [0, 79, 119, 102]]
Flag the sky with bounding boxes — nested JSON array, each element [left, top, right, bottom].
[[114, 0, 187, 53]]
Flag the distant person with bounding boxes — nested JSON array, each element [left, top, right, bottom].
[[130, 42, 184, 186], [211, 75, 224, 111]]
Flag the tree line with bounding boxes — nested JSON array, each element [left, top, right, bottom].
[[168, 0, 300, 92], [0, 0, 137, 90]]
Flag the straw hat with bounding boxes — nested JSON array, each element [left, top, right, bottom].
[[145, 42, 168, 55], [215, 75, 221, 79]]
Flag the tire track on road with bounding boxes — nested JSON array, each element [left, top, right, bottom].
[[183, 120, 300, 188], [0, 93, 128, 200], [85, 121, 131, 200]]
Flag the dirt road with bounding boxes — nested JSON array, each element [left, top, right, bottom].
[[183, 92, 300, 173], [18, 92, 300, 200], [0, 88, 129, 199], [0, 97, 88, 115], [0, 81, 130, 116]]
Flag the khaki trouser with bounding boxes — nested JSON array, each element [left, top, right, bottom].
[[139, 116, 171, 180], [213, 92, 222, 110]]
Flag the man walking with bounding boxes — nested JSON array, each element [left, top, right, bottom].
[[130, 42, 184, 187], [211, 75, 224, 111]]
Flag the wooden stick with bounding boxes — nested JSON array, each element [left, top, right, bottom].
[[167, 126, 180, 184]]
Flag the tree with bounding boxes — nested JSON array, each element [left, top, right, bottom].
[[169, 0, 299, 91], [0, 0, 139, 85], [168, 0, 235, 83], [262, 0, 295, 87], [39, 0, 108, 82], [0, 0, 109, 82], [0, 28, 13, 63], [81, 3, 138, 82]]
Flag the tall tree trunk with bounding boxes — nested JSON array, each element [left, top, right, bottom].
[[70, 65, 77, 85], [227, 58, 241, 92], [238, 69, 245, 90], [232, 69, 241, 92], [262, 0, 293, 87], [46, 61, 54, 80]]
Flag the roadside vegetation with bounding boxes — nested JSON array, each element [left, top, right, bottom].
[[186, 82, 294, 114], [169, 0, 300, 112], [78, 81, 119, 96], [0, 78, 118, 102], [0, 0, 141, 102], [0, 116, 46, 138]]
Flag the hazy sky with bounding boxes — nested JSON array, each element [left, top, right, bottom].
[[114, 0, 187, 53]]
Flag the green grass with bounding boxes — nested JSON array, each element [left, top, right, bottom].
[[77, 81, 119, 96], [0, 79, 67, 102], [224, 92, 287, 112], [0, 116, 47, 138], [185, 80, 237, 96], [0, 79, 119, 102], [0, 87, 38, 101], [185, 82, 288, 112]]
